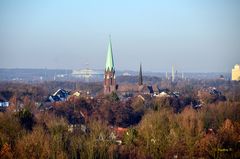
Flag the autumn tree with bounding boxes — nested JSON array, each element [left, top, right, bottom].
[[15, 126, 51, 159], [17, 108, 35, 131]]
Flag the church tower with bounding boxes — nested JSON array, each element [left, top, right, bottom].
[[138, 63, 143, 85], [104, 37, 117, 94]]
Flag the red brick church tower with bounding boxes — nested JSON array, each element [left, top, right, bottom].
[[104, 37, 117, 94]]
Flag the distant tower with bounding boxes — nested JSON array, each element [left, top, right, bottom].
[[166, 72, 168, 80], [104, 36, 117, 94], [172, 65, 175, 82], [138, 63, 143, 85]]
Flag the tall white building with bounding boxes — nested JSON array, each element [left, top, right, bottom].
[[172, 65, 175, 82], [232, 64, 240, 81]]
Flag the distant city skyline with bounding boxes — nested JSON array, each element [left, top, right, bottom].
[[1, 0, 240, 72]]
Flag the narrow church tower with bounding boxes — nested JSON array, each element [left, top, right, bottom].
[[138, 63, 143, 85], [104, 36, 116, 94]]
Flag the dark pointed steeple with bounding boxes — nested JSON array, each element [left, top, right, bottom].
[[138, 63, 143, 85]]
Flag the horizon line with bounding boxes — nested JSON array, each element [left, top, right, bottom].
[[0, 67, 231, 74]]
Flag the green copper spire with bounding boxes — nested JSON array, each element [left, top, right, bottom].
[[105, 36, 115, 71]]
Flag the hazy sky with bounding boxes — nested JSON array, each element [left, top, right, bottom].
[[0, 0, 240, 72]]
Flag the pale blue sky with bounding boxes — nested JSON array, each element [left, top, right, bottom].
[[0, 0, 240, 72]]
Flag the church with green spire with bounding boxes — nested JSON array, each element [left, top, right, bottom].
[[104, 36, 117, 94]]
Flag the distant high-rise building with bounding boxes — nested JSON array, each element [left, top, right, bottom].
[[104, 36, 117, 94], [138, 63, 143, 85], [232, 64, 240, 81], [172, 65, 175, 82]]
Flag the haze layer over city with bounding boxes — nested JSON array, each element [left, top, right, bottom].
[[1, 0, 240, 72]]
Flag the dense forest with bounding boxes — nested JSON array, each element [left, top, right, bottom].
[[0, 79, 240, 158]]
